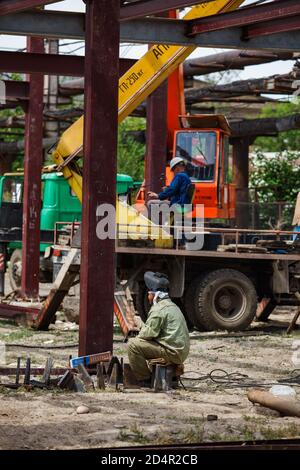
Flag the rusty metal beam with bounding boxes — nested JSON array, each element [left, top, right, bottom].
[[1, 10, 300, 52], [0, 51, 135, 77], [21, 37, 44, 299], [0, 50, 84, 76], [0, 0, 59, 15], [188, 0, 300, 36], [232, 137, 250, 229], [79, 0, 120, 356], [145, 82, 168, 197], [3, 80, 29, 100], [245, 15, 300, 40], [0, 303, 39, 322], [120, 0, 214, 21]]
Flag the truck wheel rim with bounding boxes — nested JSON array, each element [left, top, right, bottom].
[[211, 283, 247, 322]]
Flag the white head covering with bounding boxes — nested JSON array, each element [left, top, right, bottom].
[[149, 291, 169, 305]]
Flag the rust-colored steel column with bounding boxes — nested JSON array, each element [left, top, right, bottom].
[[21, 37, 44, 298], [145, 81, 168, 196], [79, 0, 120, 356], [232, 137, 250, 228]]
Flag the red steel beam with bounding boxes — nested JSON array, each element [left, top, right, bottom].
[[0, 51, 135, 77], [3, 80, 29, 100], [21, 37, 44, 299], [188, 0, 300, 36], [245, 15, 300, 40], [0, 51, 84, 76], [145, 82, 168, 196], [79, 0, 120, 356], [120, 0, 214, 21], [0, 0, 59, 15]]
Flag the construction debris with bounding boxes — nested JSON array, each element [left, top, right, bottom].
[[248, 389, 300, 418]]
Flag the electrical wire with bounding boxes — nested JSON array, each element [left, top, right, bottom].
[[180, 368, 300, 390]]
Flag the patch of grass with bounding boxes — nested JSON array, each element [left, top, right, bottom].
[[0, 328, 35, 342], [0, 320, 15, 328], [241, 425, 256, 441], [154, 424, 204, 445], [118, 423, 150, 445], [243, 415, 264, 425], [260, 423, 300, 440], [183, 415, 204, 425]]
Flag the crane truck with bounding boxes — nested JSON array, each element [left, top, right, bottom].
[[47, 0, 300, 332], [6, 0, 300, 333]]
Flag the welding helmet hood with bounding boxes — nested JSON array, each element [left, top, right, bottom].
[[144, 271, 169, 292]]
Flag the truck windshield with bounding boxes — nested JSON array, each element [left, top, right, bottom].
[[175, 131, 217, 181]]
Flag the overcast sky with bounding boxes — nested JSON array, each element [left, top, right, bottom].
[[0, 0, 294, 87]]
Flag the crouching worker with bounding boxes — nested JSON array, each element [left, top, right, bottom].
[[128, 271, 190, 387]]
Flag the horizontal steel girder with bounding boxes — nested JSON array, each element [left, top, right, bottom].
[[0, 0, 60, 15], [0, 51, 135, 76], [0, 10, 299, 52], [188, 0, 300, 35], [120, 0, 215, 21]]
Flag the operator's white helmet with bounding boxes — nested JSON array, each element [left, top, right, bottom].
[[169, 157, 186, 170]]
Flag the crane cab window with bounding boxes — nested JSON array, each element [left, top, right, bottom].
[[175, 131, 217, 182]]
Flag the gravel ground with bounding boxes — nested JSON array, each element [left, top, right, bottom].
[[0, 296, 300, 449]]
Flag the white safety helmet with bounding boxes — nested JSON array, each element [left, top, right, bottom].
[[169, 157, 186, 171]]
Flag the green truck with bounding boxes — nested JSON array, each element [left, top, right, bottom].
[[0, 171, 135, 290]]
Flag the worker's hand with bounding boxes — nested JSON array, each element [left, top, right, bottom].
[[147, 191, 158, 198], [162, 186, 168, 191]]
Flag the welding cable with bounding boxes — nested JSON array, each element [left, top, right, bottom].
[[5, 343, 78, 349], [179, 368, 300, 390]]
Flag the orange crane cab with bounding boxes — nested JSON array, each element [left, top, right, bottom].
[[136, 114, 235, 221], [170, 114, 235, 220]]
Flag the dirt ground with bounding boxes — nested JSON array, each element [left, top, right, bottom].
[[0, 283, 300, 449]]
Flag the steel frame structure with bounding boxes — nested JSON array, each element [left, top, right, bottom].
[[0, 0, 299, 355], [0, 4, 299, 53]]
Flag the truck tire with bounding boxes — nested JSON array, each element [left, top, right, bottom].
[[184, 275, 207, 330], [193, 269, 257, 331], [8, 249, 22, 291]]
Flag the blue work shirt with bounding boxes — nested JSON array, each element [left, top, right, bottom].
[[158, 171, 191, 206]]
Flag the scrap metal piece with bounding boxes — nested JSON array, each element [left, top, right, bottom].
[[42, 357, 53, 386], [35, 248, 81, 330], [123, 363, 140, 389], [114, 286, 140, 339], [57, 370, 75, 390], [15, 357, 21, 386], [107, 357, 123, 388], [24, 357, 31, 385], [96, 363, 105, 390], [77, 363, 94, 391]]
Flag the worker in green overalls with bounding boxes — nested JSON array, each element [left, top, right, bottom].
[[128, 271, 190, 387]]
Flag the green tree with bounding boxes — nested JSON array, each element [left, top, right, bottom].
[[118, 117, 145, 181], [250, 151, 300, 202], [250, 151, 300, 228]]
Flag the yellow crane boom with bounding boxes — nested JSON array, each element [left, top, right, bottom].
[[53, 0, 244, 203]]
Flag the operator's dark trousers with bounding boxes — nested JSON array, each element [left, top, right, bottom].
[[127, 337, 179, 380]]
